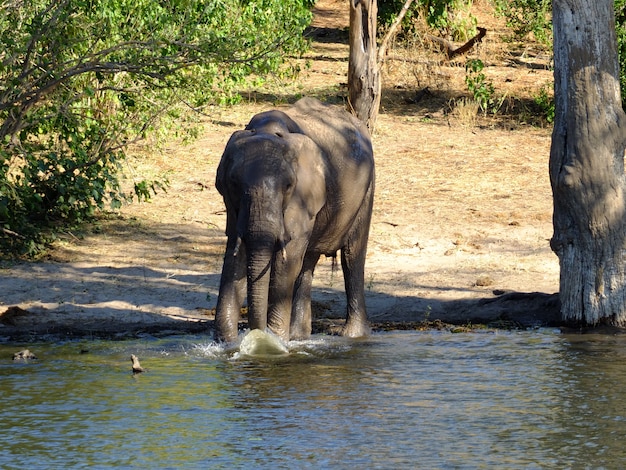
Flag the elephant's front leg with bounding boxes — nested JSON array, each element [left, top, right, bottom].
[[267, 240, 308, 341], [215, 239, 247, 343], [290, 252, 320, 340]]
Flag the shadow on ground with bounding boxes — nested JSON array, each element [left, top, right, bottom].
[[1, 255, 561, 342]]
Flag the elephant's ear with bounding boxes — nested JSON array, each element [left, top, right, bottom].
[[283, 134, 327, 237], [216, 131, 244, 196]]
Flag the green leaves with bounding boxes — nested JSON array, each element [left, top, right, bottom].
[[0, 0, 312, 256], [492, 0, 552, 46], [378, 0, 476, 41], [464, 59, 495, 116], [424, 0, 476, 41], [615, 0, 626, 109]]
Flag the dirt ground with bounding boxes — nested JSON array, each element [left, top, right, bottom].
[[0, 0, 562, 341]]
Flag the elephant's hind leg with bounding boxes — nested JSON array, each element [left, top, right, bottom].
[[340, 242, 370, 338], [340, 186, 374, 338]]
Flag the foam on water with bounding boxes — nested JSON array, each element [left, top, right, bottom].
[[238, 329, 289, 357], [191, 329, 354, 360], [192, 340, 230, 359], [286, 335, 353, 357]]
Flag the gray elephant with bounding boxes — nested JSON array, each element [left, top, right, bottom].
[[214, 97, 375, 343]]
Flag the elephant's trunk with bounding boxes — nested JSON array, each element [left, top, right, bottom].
[[239, 189, 287, 334], [245, 230, 276, 333]]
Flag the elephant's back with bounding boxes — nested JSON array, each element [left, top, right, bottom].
[[287, 98, 375, 254], [245, 109, 304, 136], [286, 98, 374, 167]]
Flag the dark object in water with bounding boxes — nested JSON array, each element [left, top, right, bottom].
[[13, 349, 37, 361], [130, 354, 145, 374]]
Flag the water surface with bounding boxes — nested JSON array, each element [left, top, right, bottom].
[[1, 330, 625, 468]]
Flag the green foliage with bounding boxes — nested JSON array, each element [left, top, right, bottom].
[[0, 0, 312, 256], [464, 59, 495, 115], [533, 85, 555, 124], [378, 0, 476, 41], [378, 0, 418, 28], [492, 0, 552, 45], [616, 0, 626, 105], [424, 0, 476, 41], [493, 1, 626, 108]]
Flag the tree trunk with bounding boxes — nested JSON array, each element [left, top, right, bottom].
[[348, 0, 380, 132], [550, 0, 626, 325]]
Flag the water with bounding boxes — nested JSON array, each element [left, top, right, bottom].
[[1, 329, 626, 469]]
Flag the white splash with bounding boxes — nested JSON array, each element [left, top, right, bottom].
[[192, 341, 230, 359], [238, 329, 289, 357], [192, 330, 353, 360]]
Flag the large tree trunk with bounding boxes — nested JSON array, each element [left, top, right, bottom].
[[348, 0, 380, 132], [550, 0, 626, 325]]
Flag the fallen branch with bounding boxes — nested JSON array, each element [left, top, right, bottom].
[[1, 227, 25, 239], [426, 27, 487, 59]]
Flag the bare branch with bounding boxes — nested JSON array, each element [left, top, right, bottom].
[[378, 0, 415, 66], [0, 227, 25, 239], [426, 27, 487, 59]]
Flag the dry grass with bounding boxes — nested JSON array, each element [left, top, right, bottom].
[[450, 97, 480, 126]]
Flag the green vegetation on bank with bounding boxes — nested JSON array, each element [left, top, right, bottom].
[[0, 0, 311, 256], [2, 0, 625, 257]]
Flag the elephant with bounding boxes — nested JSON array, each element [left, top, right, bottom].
[[214, 97, 375, 343]]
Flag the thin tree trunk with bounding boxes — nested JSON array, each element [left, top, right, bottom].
[[348, 0, 380, 132], [550, 0, 626, 325]]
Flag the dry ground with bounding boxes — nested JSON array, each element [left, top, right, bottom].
[[0, 0, 561, 340]]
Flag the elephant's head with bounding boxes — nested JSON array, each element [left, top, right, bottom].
[[216, 126, 326, 336]]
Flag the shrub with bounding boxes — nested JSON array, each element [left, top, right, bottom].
[[0, 0, 312, 256]]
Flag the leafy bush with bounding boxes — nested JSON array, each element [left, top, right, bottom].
[[424, 0, 476, 41], [616, 0, 626, 104], [0, 0, 311, 256], [378, 0, 419, 28], [464, 59, 495, 115], [533, 85, 555, 124], [378, 0, 476, 41], [492, 0, 552, 45]]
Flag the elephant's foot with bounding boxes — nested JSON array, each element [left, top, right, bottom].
[[341, 318, 370, 338], [267, 322, 290, 343], [214, 310, 241, 344], [289, 320, 312, 341], [289, 329, 311, 341]]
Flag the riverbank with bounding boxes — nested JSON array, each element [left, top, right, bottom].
[[0, 0, 562, 342]]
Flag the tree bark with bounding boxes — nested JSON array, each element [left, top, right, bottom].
[[550, 0, 626, 325], [348, 0, 380, 132]]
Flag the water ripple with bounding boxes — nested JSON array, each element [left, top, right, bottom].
[[1, 330, 626, 468]]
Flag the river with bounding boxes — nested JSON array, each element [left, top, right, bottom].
[[1, 329, 625, 468]]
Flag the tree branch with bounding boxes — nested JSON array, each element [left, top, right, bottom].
[[377, 0, 415, 67], [0, 227, 25, 239], [426, 27, 487, 59]]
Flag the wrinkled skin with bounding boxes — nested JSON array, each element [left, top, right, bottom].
[[214, 97, 375, 343]]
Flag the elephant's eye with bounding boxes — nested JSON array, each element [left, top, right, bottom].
[[285, 170, 296, 191], [285, 181, 295, 196]]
